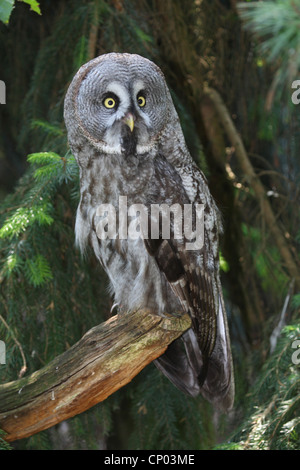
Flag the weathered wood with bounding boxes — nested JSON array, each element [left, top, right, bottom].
[[0, 309, 191, 442]]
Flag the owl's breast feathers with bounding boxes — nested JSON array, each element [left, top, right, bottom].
[[79, 151, 233, 409], [120, 119, 138, 157]]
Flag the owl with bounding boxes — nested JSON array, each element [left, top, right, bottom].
[[64, 53, 234, 411]]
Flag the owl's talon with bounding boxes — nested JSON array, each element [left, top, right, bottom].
[[110, 303, 119, 314]]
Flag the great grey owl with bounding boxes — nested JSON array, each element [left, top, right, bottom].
[[64, 53, 234, 410]]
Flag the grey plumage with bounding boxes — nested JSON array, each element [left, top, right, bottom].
[[64, 53, 234, 410]]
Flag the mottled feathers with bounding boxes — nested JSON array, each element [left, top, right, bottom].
[[64, 53, 234, 410]]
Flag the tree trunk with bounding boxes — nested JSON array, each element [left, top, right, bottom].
[[198, 94, 266, 341], [204, 87, 300, 288]]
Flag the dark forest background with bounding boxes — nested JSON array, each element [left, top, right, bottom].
[[0, 0, 299, 450]]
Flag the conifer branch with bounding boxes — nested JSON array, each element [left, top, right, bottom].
[[0, 309, 191, 443]]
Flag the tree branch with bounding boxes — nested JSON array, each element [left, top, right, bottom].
[[0, 309, 191, 443], [204, 86, 300, 287]]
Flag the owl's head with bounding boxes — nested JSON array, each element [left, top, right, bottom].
[[64, 53, 173, 159]]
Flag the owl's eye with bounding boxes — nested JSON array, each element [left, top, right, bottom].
[[103, 96, 117, 109], [137, 95, 146, 107]]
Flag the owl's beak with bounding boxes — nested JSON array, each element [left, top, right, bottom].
[[122, 112, 135, 132]]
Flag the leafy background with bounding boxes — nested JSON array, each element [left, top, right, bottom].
[[0, 0, 299, 450]]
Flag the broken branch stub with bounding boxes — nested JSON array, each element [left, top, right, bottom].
[[0, 309, 191, 442]]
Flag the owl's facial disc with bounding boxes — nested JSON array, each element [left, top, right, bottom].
[[75, 59, 168, 156], [101, 80, 154, 157]]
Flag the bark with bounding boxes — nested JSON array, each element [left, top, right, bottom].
[[87, 2, 99, 60], [0, 309, 191, 443]]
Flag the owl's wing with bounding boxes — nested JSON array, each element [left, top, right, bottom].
[[144, 228, 234, 411], [143, 156, 234, 410], [145, 235, 217, 364]]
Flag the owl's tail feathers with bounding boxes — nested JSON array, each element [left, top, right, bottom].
[[198, 294, 235, 411], [154, 334, 201, 398], [154, 296, 234, 411]]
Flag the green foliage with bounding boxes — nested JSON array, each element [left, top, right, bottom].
[[0, 0, 41, 24], [24, 254, 53, 287], [128, 367, 214, 450], [20, 0, 40, 15], [238, 0, 300, 91], [1, 0, 299, 451], [292, 294, 300, 310], [241, 223, 288, 295], [0, 152, 78, 287], [0, 429, 12, 450], [221, 323, 300, 450], [0, 205, 53, 240], [0, 0, 15, 24], [219, 252, 230, 273]]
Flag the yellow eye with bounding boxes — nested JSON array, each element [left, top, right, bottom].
[[104, 97, 116, 109], [137, 95, 146, 107]]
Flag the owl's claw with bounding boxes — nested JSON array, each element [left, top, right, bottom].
[[110, 303, 119, 314]]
